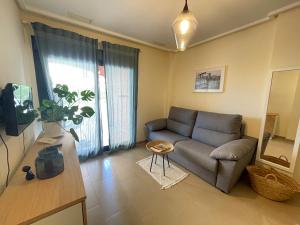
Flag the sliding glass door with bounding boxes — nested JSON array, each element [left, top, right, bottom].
[[102, 42, 139, 151], [47, 58, 101, 158], [98, 65, 109, 147]]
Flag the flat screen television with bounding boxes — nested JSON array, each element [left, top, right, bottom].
[[1, 83, 36, 136]]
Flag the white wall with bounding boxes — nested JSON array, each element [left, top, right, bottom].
[[0, 0, 40, 193]]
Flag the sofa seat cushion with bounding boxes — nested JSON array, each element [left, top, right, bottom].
[[148, 130, 189, 144], [174, 139, 217, 173]]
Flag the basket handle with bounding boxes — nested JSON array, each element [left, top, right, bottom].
[[264, 173, 278, 182], [278, 155, 289, 162]]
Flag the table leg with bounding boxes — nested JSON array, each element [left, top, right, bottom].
[[166, 154, 170, 168], [155, 154, 157, 164], [162, 154, 165, 176], [150, 153, 154, 172]]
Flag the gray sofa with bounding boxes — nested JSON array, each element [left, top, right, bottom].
[[145, 106, 257, 193]]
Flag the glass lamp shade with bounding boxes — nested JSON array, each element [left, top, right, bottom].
[[172, 11, 198, 51]]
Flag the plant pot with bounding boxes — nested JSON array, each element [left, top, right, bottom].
[[43, 121, 64, 138]]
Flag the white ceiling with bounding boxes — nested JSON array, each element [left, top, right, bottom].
[[22, 0, 299, 50]]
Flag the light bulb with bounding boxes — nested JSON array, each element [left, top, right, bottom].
[[180, 20, 190, 34], [172, 0, 198, 51], [180, 42, 185, 50]]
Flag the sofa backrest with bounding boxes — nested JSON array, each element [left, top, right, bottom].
[[167, 107, 197, 137], [192, 111, 242, 147]]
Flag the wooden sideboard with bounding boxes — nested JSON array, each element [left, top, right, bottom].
[[0, 133, 87, 225]]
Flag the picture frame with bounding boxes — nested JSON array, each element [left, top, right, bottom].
[[193, 66, 225, 92]]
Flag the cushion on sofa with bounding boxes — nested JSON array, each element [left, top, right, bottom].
[[192, 111, 242, 147], [209, 138, 257, 160], [174, 139, 217, 173], [148, 130, 189, 144], [167, 119, 194, 137], [145, 118, 167, 131], [167, 107, 197, 137]]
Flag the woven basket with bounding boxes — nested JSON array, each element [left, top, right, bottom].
[[247, 165, 300, 201]]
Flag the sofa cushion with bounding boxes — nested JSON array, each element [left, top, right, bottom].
[[145, 118, 167, 131], [148, 130, 189, 144], [167, 106, 197, 137], [192, 111, 242, 147], [209, 138, 257, 160], [167, 119, 194, 137], [174, 139, 217, 173]]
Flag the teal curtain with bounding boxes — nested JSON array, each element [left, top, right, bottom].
[[32, 22, 103, 160], [31, 36, 50, 102], [102, 41, 139, 150]]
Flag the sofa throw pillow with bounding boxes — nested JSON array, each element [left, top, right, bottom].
[[209, 138, 257, 160]]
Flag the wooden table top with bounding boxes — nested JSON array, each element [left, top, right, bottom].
[[146, 140, 174, 154], [0, 133, 86, 225]]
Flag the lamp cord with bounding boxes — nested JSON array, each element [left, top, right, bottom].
[[0, 134, 10, 187], [183, 0, 189, 12]]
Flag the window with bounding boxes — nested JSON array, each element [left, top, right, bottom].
[[98, 66, 109, 147]]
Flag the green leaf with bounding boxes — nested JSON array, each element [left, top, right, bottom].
[[67, 106, 79, 120], [81, 90, 95, 101], [70, 128, 79, 142], [80, 106, 95, 118], [72, 115, 83, 125], [63, 106, 69, 114], [41, 99, 53, 108], [70, 105, 79, 112], [65, 92, 78, 103], [53, 84, 70, 98]]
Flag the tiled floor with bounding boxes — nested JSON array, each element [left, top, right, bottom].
[[80, 144, 300, 225]]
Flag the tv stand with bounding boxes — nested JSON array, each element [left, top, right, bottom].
[[0, 133, 87, 225]]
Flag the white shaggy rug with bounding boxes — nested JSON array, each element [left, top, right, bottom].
[[137, 155, 188, 189]]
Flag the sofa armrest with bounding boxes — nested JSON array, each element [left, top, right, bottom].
[[214, 137, 258, 193], [210, 137, 257, 161], [145, 118, 167, 132]]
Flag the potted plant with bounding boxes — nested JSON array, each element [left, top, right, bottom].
[[37, 84, 95, 141]]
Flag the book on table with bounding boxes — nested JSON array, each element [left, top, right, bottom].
[[150, 143, 170, 152]]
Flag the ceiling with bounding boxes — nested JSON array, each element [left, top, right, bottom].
[[22, 0, 299, 50]]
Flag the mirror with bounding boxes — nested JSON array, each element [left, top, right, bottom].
[[260, 69, 300, 170]]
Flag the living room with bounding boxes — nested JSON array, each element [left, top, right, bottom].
[[0, 0, 300, 225]]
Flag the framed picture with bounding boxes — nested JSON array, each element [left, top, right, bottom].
[[194, 66, 225, 92]]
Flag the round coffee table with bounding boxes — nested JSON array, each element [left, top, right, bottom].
[[146, 140, 174, 176]]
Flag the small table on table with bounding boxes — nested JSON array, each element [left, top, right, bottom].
[[146, 140, 174, 176]]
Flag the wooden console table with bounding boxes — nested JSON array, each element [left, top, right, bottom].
[[0, 133, 87, 225]]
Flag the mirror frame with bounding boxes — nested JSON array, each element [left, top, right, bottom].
[[256, 67, 300, 174]]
